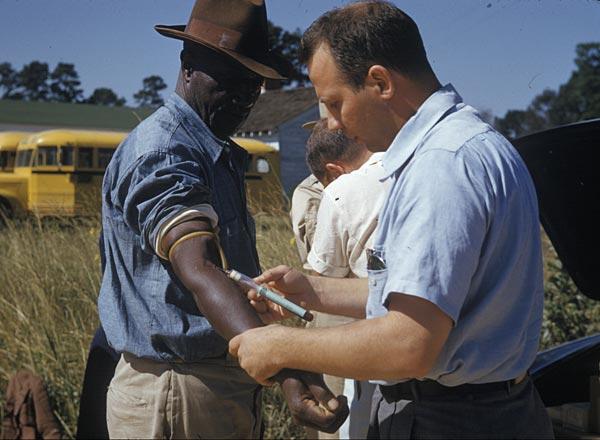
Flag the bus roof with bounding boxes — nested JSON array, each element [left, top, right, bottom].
[[0, 131, 30, 152], [13, 131, 275, 154], [17, 129, 128, 151], [232, 137, 276, 154]]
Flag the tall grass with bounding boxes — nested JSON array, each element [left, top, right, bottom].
[[0, 186, 307, 439], [1, 195, 598, 438], [0, 218, 100, 438]]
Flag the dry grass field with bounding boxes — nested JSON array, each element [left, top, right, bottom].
[[0, 197, 598, 438]]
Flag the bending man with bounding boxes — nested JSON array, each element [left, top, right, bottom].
[[230, 2, 552, 438]]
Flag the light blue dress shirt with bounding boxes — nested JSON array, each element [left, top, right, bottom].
[[366, 84, 544, 386]]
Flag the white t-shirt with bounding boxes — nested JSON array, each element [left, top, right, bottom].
[[307, 152, 389, 278]]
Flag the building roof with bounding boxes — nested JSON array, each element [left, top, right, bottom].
[[237, 87, 317, 134], [0, 99, 154, 131], [0, 87, 318, 135]]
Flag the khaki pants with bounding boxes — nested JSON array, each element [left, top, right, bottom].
[[106, 353, 261, 439]]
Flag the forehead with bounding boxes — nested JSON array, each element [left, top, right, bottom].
[[308, 44, 347, 97]]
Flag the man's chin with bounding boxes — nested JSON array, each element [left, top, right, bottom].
[[211, 117, 247, 140]]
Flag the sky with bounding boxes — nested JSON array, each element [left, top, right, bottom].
[[1, 0, 599, 118]]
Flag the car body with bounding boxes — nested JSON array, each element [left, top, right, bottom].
[[512, 119, 600, 435]]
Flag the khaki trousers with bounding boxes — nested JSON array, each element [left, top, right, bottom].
[[106, 353, 261, 439]]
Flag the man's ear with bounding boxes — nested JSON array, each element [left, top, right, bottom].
[[365, 65, 394, 101], [324, 162, 346, 181], [181, 65, 193, 83]]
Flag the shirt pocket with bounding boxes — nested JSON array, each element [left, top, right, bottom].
[[366, 245, 389, 317]]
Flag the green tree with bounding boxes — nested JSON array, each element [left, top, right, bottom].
[[541, 251, 600, 349], [495, 42, 600, 138], [267, 21, 309, 87], [133, 75, 167, 108], [18, 61, 50, 101], [495, 90, 557, 139], [49, 62, 83, 103], [0, 62, 20, 99], [86, 87, 126, 106]]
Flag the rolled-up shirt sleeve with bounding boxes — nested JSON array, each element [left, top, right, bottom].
[[307, 192, 350, 278], [119, 150, 214, 255], [381, 148, 489, 322]]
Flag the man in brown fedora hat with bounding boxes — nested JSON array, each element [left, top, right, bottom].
[[97, 0, 348, 438]]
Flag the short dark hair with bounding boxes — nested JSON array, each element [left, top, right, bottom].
[[306, 119, 365, 181], [301, 1, 432, 89]]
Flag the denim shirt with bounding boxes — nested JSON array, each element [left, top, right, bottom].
[[98, 93, 260, 362]]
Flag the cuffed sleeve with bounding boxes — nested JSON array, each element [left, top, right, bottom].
[[154, 205, 220, 260], [119, 151, 213, 255]]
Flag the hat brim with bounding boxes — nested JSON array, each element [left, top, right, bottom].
[[302, 120, 318, 131], [155, 24, 286, 80]]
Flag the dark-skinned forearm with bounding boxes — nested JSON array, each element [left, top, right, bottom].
[[164, 221, 347, 430], [170, 237, 334, 402], [169, 236, 263, 341]]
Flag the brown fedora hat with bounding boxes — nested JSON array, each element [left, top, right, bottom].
[[155, 0, 285, 80]]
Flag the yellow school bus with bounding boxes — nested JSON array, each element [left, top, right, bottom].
[[0, 130, 283, 219], [0, 131, 29, 173], [0, 129, 127, 218]]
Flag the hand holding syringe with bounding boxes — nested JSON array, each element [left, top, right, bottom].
[[224, 268, 314, 322]]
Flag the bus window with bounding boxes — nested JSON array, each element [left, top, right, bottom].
[[98, 148, 114, 169], [16, 149, 33, 167], [0, 152, 6, 170], [60, 146, 74, 166], [8, 152, 16, 169], [78, 148, 93, 169], [36, 146, 58, 166], [246, 154, 254, 172], [256, 157, 270, 174]]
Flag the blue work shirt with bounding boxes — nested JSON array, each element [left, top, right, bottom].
[[98, 93, 260, 362], [366, 84, 544, 386]]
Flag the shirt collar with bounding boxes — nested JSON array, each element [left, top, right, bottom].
[[356, 152, 385, 172], [165, 92, 227, 164], [381, 83, 463, 179]]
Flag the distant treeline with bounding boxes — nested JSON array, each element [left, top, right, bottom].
[[0, 61, 167, 108], [494, 42, 600, 138], [0, 21, 308, 110]]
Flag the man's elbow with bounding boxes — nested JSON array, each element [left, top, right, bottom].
[[381, 319, 448, 379], [386, 340, 439, 379], [382, 295, 453, 380]]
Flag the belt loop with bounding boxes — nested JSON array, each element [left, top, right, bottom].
[[409, 380, 421, 402]]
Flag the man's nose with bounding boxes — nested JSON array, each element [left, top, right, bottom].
[[231, 86, 260, 107], [327, 117, 343, 132]]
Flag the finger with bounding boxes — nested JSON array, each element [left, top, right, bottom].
[[280, 377, 338, 431], [254, 265, 291, 285], [228, 335, 241, 357], [247, 288, 265, 302], [302, 372, 339, 412], [250, 299, 268, 314]]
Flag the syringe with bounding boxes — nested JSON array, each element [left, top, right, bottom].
[[225, 269, 314, 322]]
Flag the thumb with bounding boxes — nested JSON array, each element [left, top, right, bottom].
[[228, 335, 241, 357]]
